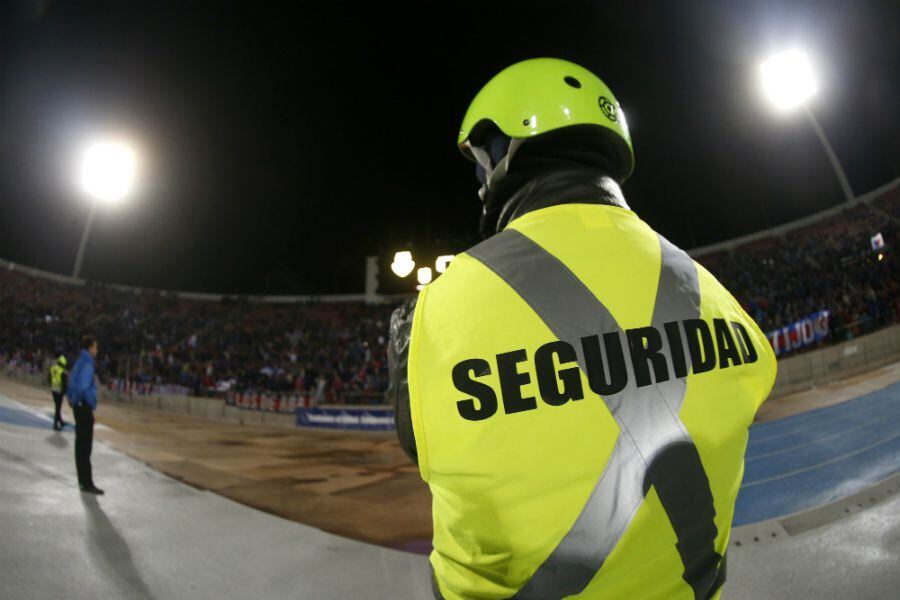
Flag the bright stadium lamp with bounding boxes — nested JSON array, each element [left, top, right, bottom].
[[391, 251, 416, 277], [79, 139, 138, 204], [72, 136, 141, 278], [759, 49, 817, 111], [417, 267, 433, 285], [758, 49, 854, 202], [435, 254, 455, 274]]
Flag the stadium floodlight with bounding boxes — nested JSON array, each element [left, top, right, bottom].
[[758, 49, 854, 202], [435, 254, 455, 274], [391, 251, 416, 277], [79, 139, 139, 204], [72, 136, 141, 278], [417, 267, 433, 285], [759, 49, 818, 111]]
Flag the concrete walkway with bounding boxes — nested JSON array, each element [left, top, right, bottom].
[[727, 490, 900, 600], [0, 376, 434, 551], [0, 397, 432, 599]]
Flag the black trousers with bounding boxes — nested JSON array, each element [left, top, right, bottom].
[[73, 403, 94, 487], [51, 392, 64, 427]]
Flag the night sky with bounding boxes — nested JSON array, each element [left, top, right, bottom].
[[0, 0, 898, 294]]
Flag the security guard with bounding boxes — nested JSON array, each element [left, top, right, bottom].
[[387, 58, 777, 600], [49, 355, 68, 431]]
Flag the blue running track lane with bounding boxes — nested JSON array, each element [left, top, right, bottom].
[[734, 379, 900, 525]]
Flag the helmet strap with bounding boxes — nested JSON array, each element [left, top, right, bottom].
[[467, 136, 524, 203], [486, 137, 524, 190], [468, 143, 494, 181]]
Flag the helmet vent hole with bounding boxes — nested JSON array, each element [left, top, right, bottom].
[[564, 76, 582, 89], [523, 118, 531, 126]]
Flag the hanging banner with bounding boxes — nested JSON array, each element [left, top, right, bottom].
[[767, 310, 830, 357], [108, 379, 192, 397], [296, 406, 395, 430], [226, 391, 310, 413]]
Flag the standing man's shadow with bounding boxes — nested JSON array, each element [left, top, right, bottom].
[[45, 432, 68, 449], [81, 495, 156, 599]]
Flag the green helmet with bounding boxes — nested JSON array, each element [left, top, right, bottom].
[[57, 356, 67, 367], [458, 58, 634, 181]]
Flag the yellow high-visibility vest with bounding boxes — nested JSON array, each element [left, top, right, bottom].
[[407, 204, 777, 599], [50, 363, 65, 393]]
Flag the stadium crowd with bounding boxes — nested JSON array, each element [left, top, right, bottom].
[[1, 187, 899, 399], [696, 190, 900, 344], [0, 270, 394, 403]]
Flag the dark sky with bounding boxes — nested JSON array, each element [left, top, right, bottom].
[[1, 0, 898, 294]]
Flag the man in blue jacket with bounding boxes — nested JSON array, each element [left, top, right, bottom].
[[68, 336, 103, 495]]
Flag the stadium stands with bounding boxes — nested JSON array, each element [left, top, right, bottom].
[[2, 182, 899, 400], [695, 187, 900, 351], [0, 270, 393, 403]]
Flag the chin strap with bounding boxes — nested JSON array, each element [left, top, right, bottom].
[[467, 143, 493, 202], [465, 137, 524, 202]]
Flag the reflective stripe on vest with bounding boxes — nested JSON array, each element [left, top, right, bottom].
[[468, 229, 723, 599]]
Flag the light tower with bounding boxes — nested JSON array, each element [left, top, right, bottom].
[[72, 137, 139, 278], [759, 49, 854, 202]]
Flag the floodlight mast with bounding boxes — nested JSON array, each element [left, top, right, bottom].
[[759, 50, 854, 203], [72, 202, 98, 279], [801, 107, 854, 203]]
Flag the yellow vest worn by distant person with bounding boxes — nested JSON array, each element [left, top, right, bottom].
[[407, 204, 777, 600], [50, 363, 65, 393]]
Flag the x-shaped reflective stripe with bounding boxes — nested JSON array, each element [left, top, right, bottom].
[[468, 228, 721, 599]]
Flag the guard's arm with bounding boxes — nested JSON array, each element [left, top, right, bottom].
[[387, 298, 418, 465]]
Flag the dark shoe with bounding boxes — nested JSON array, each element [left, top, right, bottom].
[[52, 423, 61, 431], [80, 485, 105, 495]]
